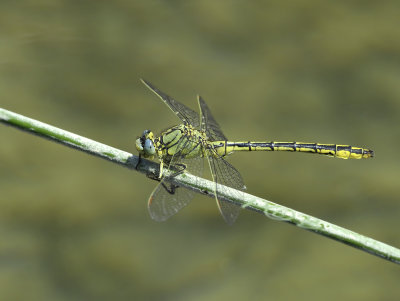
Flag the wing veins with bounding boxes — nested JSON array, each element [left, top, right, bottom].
[[141, 79, 200, 127]]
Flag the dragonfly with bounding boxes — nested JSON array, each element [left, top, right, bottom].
[[136, 80, 374, 224]]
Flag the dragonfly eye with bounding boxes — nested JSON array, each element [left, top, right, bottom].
[[144, 138, 156, 155], [136, 130, 156, 156]]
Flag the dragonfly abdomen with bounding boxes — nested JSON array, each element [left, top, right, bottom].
[[213, 141, 374, 159]]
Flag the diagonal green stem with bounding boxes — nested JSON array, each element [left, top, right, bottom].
[[1, 107, 399, 265]]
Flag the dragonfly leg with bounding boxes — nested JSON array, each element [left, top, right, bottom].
[[135, 154, 142, 170], [157, 163, 187, 195], [159, 161, 164, 178], [161, 182, 179, 194], [170, 163, 187, 177]]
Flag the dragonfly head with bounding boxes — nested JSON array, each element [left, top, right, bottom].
[[136, 130, 156, 158]]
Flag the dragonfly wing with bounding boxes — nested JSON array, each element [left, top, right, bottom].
[[141, 79, 200, 128], [207, 152, 246, 225], [198, 95, 227, 141], [148, 138, 204, 221], [199, 95, 244, 224], [148, 180, 195, 222]]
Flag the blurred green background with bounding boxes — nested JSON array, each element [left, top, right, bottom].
[[1, 1, 399, 300]]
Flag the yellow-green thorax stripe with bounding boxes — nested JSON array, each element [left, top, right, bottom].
[[211, 141, 374, 159], [155, 124, 206, 159]]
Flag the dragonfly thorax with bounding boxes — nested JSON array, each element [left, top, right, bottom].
[[157, 124, 208, 160]]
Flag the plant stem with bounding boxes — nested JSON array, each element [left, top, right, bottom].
[[1, 107, 399, 265]]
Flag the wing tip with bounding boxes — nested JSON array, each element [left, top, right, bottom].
[[140, 78, 152, 89], [140, 79, 165, 99], [197, 94, 205, 104]]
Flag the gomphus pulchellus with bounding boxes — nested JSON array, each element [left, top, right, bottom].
[[136, 80, 374, 224]]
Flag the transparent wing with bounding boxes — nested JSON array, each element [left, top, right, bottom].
[[141, 79, 200, 128], [148, 178, 195, 222], [198, 95, 227, 141], [207, 150, 246, 225], [148, 139, 204, 222], [198, 95, 244, 224]]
